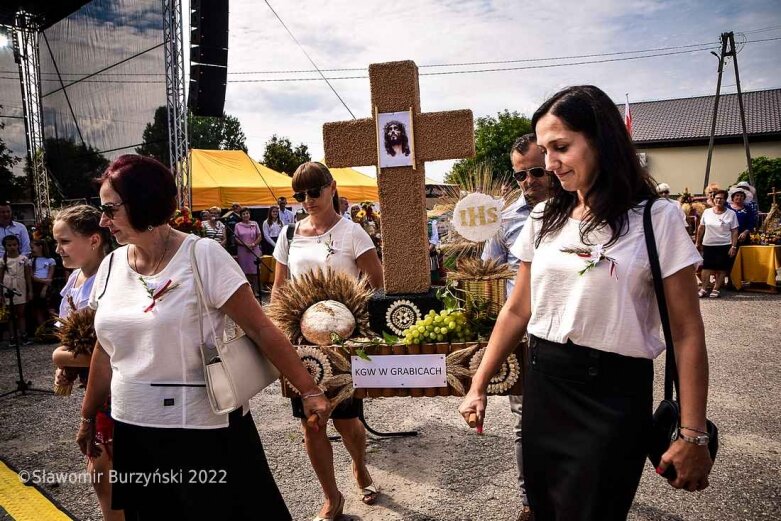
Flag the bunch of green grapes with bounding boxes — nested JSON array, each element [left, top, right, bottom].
[[401, 309, 474, 345]]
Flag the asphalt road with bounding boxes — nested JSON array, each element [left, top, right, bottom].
[[1, 291, 779, 520]]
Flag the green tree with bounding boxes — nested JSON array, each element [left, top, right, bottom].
[[262, 134, 311, 175], [44, 138, 110, 199], [136, 106, 170, 165], [135, 106, 249, 165], [0, 107, 23, 200], [445, 110, 532, 185], [736, 156, 781, 212]]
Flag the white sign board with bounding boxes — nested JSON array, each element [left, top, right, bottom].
[[452, 192, 503, 242], [351, 354, 447, 388]]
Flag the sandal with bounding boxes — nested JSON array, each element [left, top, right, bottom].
[[698, 289, 708, 298], [360, 483, 379, 505], [709, 290, 720, 298], [312, 493, 344, 521]]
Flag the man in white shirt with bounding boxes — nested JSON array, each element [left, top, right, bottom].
[[0, 202, 31, 257], [339, 197, 351, 220], [480, 134, 553, 521], [277, 196, 295, 225]]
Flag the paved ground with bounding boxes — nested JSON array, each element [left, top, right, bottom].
[[1, 290, 779, 521]]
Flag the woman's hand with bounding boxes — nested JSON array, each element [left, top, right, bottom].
[[657, 438, 713, 491], [302, 393, 331, 431], [76, 420, 101, 458], [458, 388, 488, 433], [54, 368, 71, 387]]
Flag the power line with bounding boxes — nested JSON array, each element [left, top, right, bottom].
[[262, 0, 356, 119]]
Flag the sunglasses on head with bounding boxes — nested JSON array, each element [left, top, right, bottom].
[[292, 184, 330, 203], [99, 202, 124, 219], [512, 167, 549, 183]]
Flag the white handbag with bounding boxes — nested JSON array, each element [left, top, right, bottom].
[[190, 239, 280, 414]]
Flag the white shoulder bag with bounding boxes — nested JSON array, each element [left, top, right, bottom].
[[190, 239, 280, 414]]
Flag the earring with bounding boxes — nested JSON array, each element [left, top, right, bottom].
[[147, 225, 153, 231]]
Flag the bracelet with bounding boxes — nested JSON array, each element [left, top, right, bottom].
[[680, 425, 708, 435], [80, 416, 95, 424], [301, 390, 325, 400]]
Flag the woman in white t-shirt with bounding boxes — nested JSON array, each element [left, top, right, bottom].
[[273, 162, 383, 521], [459, 86, 712, 520], [696, 189, 738, 298], [77, 155, 330, 520]]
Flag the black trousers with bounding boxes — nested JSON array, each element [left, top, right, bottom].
[[522, 336, 653, 521]]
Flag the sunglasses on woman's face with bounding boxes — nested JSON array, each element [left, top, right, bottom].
[[292, 184, 330, 203], [512, 167, 549, 183], [99, 202, 124, 219]]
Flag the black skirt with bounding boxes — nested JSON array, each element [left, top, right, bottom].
[[291, 396, 363, 420], [702, 244, 731, 271], [112, 409, 291, 520], [522, 336, 653, 521]]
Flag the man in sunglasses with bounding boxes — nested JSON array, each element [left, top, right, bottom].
[[277, 196, 295, 226], [481, 133, 553, 521]]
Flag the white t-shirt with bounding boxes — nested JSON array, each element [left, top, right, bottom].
[[58, 269, 95, 321], [32, 257, 56, 279], [273, 218, 375, 280], [90, 235, 248, 429], [700, 208, 738, 246], [511, 199, 701, 359]]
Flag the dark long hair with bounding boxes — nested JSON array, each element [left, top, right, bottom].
[[531, 85, 656, 247], [383, 120, 410, 157], [292, 162, 340, 214]]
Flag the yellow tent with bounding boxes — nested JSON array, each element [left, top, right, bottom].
[[318, 162, 379, 202], [191, 149, 293, 209]]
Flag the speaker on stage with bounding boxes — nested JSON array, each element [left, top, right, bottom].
[[189, 0, 229, 117]]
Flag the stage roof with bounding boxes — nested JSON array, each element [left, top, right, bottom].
[[0, 1, 91, 30]]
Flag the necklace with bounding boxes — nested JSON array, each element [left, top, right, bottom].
[[312, 215, 339, 243], [134, 226, 173, 276]]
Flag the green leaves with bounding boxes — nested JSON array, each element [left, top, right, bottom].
[[382, 331, 399, 346]]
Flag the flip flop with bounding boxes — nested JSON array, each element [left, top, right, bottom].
[[709, 290, 720, 298]]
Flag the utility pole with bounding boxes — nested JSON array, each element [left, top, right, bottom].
[[703, 32, 754, 192]]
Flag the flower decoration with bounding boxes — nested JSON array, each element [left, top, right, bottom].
[[561, 244, 618, 279], [139, 278, 181, 312], [469, 346, 520, 395], [323, 234, 336, 260], [169, 207, 205, 236]]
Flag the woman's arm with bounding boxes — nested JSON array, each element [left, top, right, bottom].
[[24, 262, 32, 299], [221, 284, 330, 427], [262, 222, 276, 247], [53, 345, 92, 368], [656, 265, 712, 491], [252, 222, 263, 247], [356, 249, 384, 290], [695, 224, 705, 249], [729, 227, 739, 257], [459, 262, 532, 428], [78, 342, 112, 457]]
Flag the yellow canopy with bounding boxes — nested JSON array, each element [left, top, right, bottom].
[[191, 149, 293, 209], [191, 150, 381, 210]]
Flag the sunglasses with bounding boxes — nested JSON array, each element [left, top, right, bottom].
[[512, 167, 549, 183], [292, 184, 330, 203], [99, 202, 124, 219], [659, 190, 670, 195]]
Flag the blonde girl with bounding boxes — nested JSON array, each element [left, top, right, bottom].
[[51, 205, 121, 521]]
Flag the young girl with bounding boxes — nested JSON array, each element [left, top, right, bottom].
[[50, 205, 122, 521], [30, 239, 56, 329], [0, 235, 32, 345]]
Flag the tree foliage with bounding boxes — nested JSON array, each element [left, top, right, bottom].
[[736, 156, 781, 212], [0, 108, 25, 201], [135, 106, 249, 165], [445, 110, 532, 185], [261, 134, 311, 175], [44, 138, 110, 200]]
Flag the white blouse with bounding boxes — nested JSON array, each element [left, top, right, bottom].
[[511, 199, 701, 359], [90, 235, 248, 429]]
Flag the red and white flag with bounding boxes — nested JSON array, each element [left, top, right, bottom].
[[624, 93, 633, 137]]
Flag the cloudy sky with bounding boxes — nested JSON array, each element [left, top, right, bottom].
[[1, 0, 779, 183], [224, 0, 781, 180]]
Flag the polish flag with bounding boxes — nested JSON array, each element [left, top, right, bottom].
[[624, 93, 633, 137]]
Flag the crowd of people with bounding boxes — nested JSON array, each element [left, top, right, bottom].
[[0, 84, 726, 521]]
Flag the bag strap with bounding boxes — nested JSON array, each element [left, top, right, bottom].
[[643, 199, 680, 401], [96, 252, 114, 300], [190, 238, 220, 347]]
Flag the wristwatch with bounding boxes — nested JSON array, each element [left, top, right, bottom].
[[678, 429, 710, 446]]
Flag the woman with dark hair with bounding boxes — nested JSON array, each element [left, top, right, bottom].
[[460, 86, 712, 520], [696, 189, 738, 298], [77, 154, 330, 520], [272, 161, 383, 521]]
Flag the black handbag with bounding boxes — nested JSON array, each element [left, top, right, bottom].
[[643, 199, 719, 480]]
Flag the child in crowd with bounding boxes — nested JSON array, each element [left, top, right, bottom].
[[0, 235, 32, 345], [50, 205, 122, 521], [30, 239, 56, 329]]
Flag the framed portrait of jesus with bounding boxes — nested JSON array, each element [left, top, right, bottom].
[[376, 110, 415, 169]]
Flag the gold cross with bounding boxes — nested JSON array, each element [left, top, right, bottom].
[[323, 61, 474, 294]]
